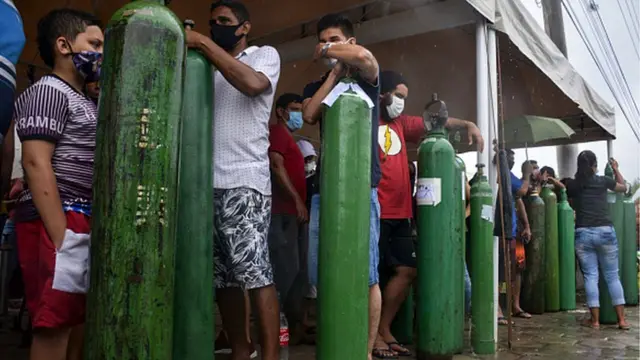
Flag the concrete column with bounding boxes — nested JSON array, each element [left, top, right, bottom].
[[542, 0, 578, 178]]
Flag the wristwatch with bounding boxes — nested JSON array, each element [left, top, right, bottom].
[[321, 42, 333, 57]]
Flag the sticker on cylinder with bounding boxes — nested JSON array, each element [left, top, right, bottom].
[[416, 178, 441, 206], [481, 204, 494, 223]]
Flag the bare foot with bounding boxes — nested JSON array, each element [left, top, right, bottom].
[[581, 318, 600, 329]]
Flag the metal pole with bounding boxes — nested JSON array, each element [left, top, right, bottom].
[[486, 24, 499, 344], [476, 19, 489, 167], [607, 139, 614, 158], [542, 0, 578, 178]]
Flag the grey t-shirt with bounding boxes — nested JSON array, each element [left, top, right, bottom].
[[565, 175, 617, 228]]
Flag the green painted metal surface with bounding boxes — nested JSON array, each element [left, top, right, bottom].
[[557, 189, 576, 311], [391, 287, 414, 345], [622, 197, 638, 305], [451, 156, 466, 354], [318, 84, 371, 360], [541, 185, 560, 312], [172, 49, 215, 359], [416, 129, 456, 359], [86, 2, 185, 359], [469, 165, 495, 355], [522, 194, 546, 314], [600, 189, 623, 324]]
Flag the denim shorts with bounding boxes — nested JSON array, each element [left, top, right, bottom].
[[308, 188, 380, 287]]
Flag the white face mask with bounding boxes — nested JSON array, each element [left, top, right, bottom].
[[386, 95, 405, 119], [304, 161, 317, 177]]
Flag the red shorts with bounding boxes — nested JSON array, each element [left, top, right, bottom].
[[16, 211, 90, 329]]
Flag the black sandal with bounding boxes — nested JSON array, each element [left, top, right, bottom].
[[387, 342, 412, 357]]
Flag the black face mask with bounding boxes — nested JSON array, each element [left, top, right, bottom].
[[209, 21, 245, 51]]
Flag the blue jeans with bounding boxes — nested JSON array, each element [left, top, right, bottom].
[[308, 188, 380, 287], [464, 262, 471, 314], [575, 226, 625, 308]]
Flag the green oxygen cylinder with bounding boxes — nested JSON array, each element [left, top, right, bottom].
[[622, 196, 638, 305], [557, 188, 576, 311], [452, 154, 466, 354], [599, 165, 621, 324], [469, 164, 495, 355], [317, 79, 371, 360], [415, 95, 458, 359], [521, 192, 546, 314], [172, 20, 215, 360], [541, 185, 560, 312], [86, 1, 185, 358]]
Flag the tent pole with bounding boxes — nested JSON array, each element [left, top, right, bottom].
[[487, 24, 499, 350], [478, 16, 500, 351], [476, 18, 489, 166], [607, 140, 613, 158]]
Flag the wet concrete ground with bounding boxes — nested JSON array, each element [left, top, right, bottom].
[[1, 305, 638, 359]]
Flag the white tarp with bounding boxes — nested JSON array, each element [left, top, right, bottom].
[[466, 0, 495, 23], [471, 0, 616, 137]]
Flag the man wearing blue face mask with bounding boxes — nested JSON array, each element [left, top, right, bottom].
[[268, 93, 308, 335]]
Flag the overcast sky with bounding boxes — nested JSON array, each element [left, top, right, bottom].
[[459, 0, 640, 181]]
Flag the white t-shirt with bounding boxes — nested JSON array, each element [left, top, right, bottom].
[[212, 45, 281, 195]]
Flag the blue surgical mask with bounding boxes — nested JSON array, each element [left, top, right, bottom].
[[287, 111, 303, 131]]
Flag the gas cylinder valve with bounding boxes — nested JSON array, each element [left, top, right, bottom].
[[422, 93, 448, 132]]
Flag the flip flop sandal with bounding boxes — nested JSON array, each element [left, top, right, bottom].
[[387, 342, 412, 357], [497, 317, 513, 326], [513, 311, 532, 319], [373, 348, 398, 359], [618, 323, 631, 330]]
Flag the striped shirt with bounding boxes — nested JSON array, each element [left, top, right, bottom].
[[14, 75, 97, 221]]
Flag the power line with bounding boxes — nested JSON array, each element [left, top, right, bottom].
[[579, 0, 640, 130], [588, 0, 640, 119], [561, 0, 640, 140], [579, 0, 640, 129], [617, 0, 640, 58], [625, 0, 639, 26]]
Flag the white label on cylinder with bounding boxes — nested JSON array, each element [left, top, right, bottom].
[[481, 204, 494, 223], [416, 178, 441, 206], [607, 191, 616, 204]]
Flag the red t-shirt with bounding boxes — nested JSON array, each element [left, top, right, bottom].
[[269, 124, 306, 216], [377, 115, 425, 219]]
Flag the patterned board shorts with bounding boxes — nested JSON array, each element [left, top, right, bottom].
[[213, 187, 274, 290]]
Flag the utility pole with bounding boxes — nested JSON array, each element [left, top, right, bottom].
[[542, 0, 584, 291], [542, 0, 579, 179]]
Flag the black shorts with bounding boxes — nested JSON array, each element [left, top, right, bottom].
[[379, 219, 417, 270]]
